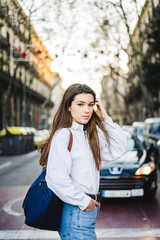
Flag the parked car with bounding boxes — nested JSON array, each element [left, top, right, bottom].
[[122, 125, 133, 133], [99, 131, 158, 199], [143, 118, 160, 166], [34, 130, 48, 147], [41, 129, 50, 138], [132, 122, 145, 142]]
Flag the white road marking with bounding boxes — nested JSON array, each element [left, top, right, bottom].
[[0, 230, 59, 239], [3, 197, 24, 217], [0, 161, 12, 170], [0, 228, 160, 239], [96, 228, 160, 237]]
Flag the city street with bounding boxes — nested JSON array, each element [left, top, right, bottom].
[[0, 151, 160, 240], [0, 0, 160, 239]]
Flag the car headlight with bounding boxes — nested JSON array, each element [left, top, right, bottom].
[[135, 162, 155, 175]]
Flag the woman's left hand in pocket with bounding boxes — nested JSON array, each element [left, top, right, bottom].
[[85, 199, 99, 211]]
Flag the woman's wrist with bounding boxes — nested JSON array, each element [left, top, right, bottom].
[[103, 114, 110, 121]]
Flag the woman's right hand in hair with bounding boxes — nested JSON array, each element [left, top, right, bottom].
[[95, 99, 110, 121], [85, 199, 100, 211]]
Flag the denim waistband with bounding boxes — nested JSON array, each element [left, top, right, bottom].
[[63, 203, 80, 211]]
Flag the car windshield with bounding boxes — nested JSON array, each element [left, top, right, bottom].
[[133, 126, 144, 136], [35, 133, 42, 137], [125, 132, 143, 152], [150, 122, 160, 136], [137, 127, 144, 136]]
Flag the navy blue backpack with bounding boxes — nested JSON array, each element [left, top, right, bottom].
[[22, 129, 73, 231]]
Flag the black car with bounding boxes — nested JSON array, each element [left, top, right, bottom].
[[143, 118, 160, 167], [99, 131, 158, 199]]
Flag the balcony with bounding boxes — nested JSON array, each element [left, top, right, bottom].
[[20, 62, 38, 78], [0, 4, 29, 43], [0, 34, 10, 50], [0, 69, 54, 107], [0, 5, 7, 18]]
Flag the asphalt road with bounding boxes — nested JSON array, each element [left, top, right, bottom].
[[0, 150, 42, 186], [0, 151, 160, 240]]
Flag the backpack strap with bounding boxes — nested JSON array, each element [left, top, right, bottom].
[[67, 128, 73, 152]]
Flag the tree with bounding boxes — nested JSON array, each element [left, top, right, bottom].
[[16, 0, 152, 122], [94, 0, 160, 121], [142, 3, 160, 112]]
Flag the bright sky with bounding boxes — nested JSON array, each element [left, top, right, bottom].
[[50, 49, 110, 96], [20, 0, 146, 96]]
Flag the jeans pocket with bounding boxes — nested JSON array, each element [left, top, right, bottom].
[[80, 206, 98, 229], [59, 209, 73, 239]]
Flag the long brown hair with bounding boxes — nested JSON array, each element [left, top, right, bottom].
[[39, 83, 109, 170]]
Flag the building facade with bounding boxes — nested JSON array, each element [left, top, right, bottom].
[[101, 72, 127, 125], [0, 0, 55, 129], [126, 0, 160, 122], [48, 72, 63, 128]]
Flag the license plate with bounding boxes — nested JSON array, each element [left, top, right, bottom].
[[131, 189, 144, 196], [102, 189, 144, 198]]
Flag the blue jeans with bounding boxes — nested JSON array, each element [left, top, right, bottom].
[[59, 203, 100, 240]]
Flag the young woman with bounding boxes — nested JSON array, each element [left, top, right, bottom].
[[39, 83, 126, 240]]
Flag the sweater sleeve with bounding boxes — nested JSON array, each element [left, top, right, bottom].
[[99, 117, 127, 161], [45, 128, 91, 210]]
